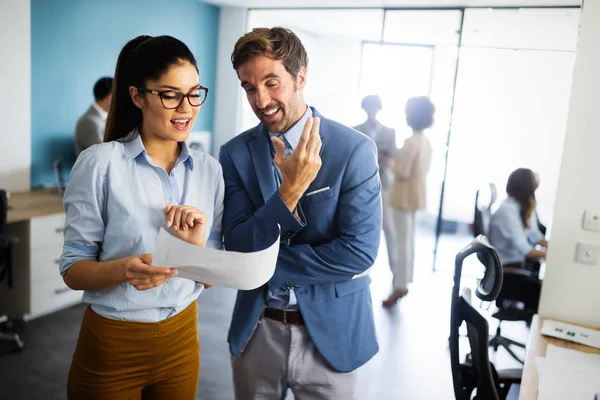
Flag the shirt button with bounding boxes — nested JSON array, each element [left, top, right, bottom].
[[167, 280, 173, 285]]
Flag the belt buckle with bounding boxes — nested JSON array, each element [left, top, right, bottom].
[[282, 310, 287, 325]]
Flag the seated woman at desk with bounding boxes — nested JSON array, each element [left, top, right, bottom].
[[488, 168, 548, 267], [59, 35, 223, 399]]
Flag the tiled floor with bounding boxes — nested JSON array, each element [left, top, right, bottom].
[[0, 230, 526, 399]]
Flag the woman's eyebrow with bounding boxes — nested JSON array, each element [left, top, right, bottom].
[[156, 84, 201, 91]]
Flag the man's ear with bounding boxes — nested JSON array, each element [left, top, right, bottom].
[[296, 67, 307, 91], [129, 86, 144, 110]]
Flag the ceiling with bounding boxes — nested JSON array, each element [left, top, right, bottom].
[[203, 0, 580, 9]]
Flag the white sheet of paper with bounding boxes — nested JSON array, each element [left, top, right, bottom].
[[152, 228, 280, 290], [538, 344, 600, 400]]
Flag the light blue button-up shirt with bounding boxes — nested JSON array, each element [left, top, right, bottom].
[[59, 130, 224, 322], [488, 197, 544, 265], [266, 106, 312, 310]]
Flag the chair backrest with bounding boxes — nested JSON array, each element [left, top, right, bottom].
[[473, 183, 497, 238], [0, 189, 7, 233], [450, 235, 504, 400], [536, 210, 547, 236], [53, 160, 68, 194], [0, 190, 9, 285], [457, 290, 502, 400]]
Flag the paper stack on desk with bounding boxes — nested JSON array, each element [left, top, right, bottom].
[[152, 228, 280, 290], [537, 344, 600, 400]]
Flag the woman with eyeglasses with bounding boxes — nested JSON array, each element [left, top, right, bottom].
[[59, 35, 223, 399]]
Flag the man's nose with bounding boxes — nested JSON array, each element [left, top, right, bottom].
[[256, 89, 271, 110]]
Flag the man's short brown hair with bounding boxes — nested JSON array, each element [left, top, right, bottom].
[[231, 27, 309, 78]]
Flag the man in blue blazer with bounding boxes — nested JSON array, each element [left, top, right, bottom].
[[219, 27, 381, 400]]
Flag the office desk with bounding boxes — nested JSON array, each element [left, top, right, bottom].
[[7, 190, 64, 223], [1, 189, 82, 320], [519, 315, 600, 399]]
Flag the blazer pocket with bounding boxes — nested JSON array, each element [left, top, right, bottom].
[[304, 188, 334, 204], [334, 275, 372, 298]]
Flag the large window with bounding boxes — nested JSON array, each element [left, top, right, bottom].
[[243, 6, 580, 274]]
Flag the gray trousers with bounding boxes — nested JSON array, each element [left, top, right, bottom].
[[393, 209, 417, 290], [382, 188, 399, 272], [231, 317, 357, 400]]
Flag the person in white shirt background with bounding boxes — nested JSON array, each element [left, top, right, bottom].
[[353, 95, 399, 290], [74, 76, 113, 156]]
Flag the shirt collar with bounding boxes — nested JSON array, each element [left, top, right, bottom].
[[123, 129, 195, 170], [179, 140, 195, 170], [268, 106, 312, 150], [92, 102, 108, 119]]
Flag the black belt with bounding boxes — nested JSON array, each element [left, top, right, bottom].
[[263, 308, 304, 325]]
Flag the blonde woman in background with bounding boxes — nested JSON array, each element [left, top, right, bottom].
[[383, 97, 434, 308]]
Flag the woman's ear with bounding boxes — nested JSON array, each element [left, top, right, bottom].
[[129, 86, 144, 110]]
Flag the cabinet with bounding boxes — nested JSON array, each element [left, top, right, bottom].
[[1, 191, 82, 320]]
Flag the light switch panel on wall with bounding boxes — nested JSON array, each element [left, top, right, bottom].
[[582, 210, 600, 232], [575, 242, 600, 265]]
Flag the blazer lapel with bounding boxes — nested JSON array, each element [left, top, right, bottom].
[[248, 126, 278, 204], [301, 107, 327, 202], [312, 107, 327, 158]]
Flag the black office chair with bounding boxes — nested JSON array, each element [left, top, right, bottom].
[[0, 189, 25, 352], [450, 235, 521, 400], [473, 183, 497, 238], [536, 211, 547, 236], [521, 211, 546, 276], [53, 159, 68, 194], [489, 267, 541, 364]]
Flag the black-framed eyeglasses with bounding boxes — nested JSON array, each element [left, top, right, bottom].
[[137, 86, 208, 109]]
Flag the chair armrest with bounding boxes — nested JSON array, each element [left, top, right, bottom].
[[496, 368, 522, 384], [525, 255, 544, 261], [0, 232, 19, 244], [503, 267, 536, 278]]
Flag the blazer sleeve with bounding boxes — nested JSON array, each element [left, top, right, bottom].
[[219, 145, 306, 253], [381, 127, 397, 157], [271, 138, 382, 286], [75, 115, 104, 151]]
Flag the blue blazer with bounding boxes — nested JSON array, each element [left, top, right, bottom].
[[219, 107, 381, 373]]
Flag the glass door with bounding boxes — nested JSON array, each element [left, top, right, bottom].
[[375, 10, 463, 280], [358, 43, 439, 279]]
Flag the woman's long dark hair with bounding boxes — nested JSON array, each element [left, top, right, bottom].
[[506, 168, 537, 228], [104, 35, 198, 142]]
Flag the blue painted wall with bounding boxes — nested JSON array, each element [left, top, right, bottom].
[[31, 0, 220, 187]]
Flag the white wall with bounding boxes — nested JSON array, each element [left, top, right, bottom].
[[442, 47, 575, 227], [539, 0, 600, 328], [309, 36, 363, 126], [212, 6, 247, 155], [0, 0, 31, 191]]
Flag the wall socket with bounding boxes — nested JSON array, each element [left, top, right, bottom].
[[575, 242, 600, 265], [582, 210, 600, 232]]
